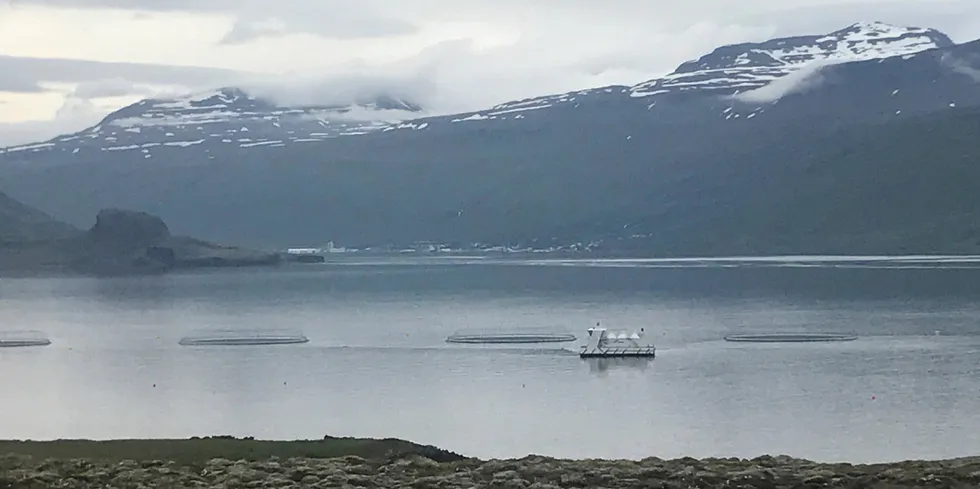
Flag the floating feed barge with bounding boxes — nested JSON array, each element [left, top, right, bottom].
[[579, 325, 656, 358], [723, 333, 858, 343]]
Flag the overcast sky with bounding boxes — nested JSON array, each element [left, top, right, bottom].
[[1, 0, 979, 146]]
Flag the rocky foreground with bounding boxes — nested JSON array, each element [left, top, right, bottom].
[[2, 452, 980, 488]]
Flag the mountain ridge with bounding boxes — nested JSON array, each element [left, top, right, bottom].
[[0, 191, 79, 242], [0, 21, 956, 154], [630, 20, 953, 99], [1, 21, 979, 256], [1, 88, 425, 157]]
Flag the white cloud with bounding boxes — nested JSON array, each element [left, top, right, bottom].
[[70, 78, 160, 99], [0, 96, 108, 147], [734, 60, 843, 104], [940, 52, 980, 83], [218, 7, 417, 44], [0, 54, 246, 92]]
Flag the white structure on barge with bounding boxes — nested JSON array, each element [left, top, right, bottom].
[[579, 323, 656, 358]]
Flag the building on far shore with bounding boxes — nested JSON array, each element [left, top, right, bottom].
[[283, 247, 325, 263]]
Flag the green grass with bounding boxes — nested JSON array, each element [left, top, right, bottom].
[[0, 436, 466, 465]]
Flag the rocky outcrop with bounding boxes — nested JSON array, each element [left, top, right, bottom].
[[67, 209, 281, 275], [1, 453, 980, 488], [88, 209, 171, 248], [0, 201, 281, 275], [69, 209, 177, 274], [166, 236, 283, 269]]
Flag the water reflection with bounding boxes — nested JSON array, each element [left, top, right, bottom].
[[89, 275, 178, 306], [585, 357, 654, 375]]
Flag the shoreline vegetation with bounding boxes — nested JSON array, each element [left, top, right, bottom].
[[0, 436, 467, 465], [1, 437, 979, 488]]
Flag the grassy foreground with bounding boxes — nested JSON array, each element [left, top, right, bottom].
[[0, 435, 466, 465], [1, 437, 980, 488]]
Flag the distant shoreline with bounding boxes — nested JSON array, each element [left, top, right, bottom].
[[9, 251, 980, 278], [269, 252, 980, 264], [0, 436, 977, 488]]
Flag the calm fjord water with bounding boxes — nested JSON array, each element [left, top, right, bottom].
[[2, 257, 980, 462]]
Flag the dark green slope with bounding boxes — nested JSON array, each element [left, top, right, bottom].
[[609, 108, 980, 256], [768, 108, 980, 255], [0, 191, 78, 242]]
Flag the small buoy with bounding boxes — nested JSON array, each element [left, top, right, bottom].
[[871, 395, 876, 400]]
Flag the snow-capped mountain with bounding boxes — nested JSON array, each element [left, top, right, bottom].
[[0, 87, 422, 158], [466, 21, 955, 116], [0, 21, 954, 158], [2, 21, 980, 256], [630, 21, 953, 98]]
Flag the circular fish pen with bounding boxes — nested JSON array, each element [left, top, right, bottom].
[[179, 328, 310, 346], [0, 330, 51, 348], [446, 328, 577, 344], [723, 333, 858, 343]]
